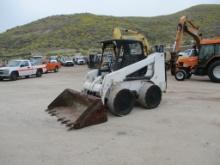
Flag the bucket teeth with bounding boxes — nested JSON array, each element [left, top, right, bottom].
[[66, 123, 74, 127], [56, 118, 61, 122], [48, 110, 55, 114], [61, 120, 69, 124], [68, 127, 74, 131], [46, 89, 107, 129], [49, 112, 56, 116]]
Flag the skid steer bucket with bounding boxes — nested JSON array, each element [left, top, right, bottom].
[[46, 88, 107, 130]]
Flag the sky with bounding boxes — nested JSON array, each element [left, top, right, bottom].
[[0, 0, 220, 32]]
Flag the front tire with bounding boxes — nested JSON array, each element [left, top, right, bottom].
[[36, 70, 42, 77], [208, 60, 220, 83], [175, 70, 186, 81], [54, 67, 58, 72], [107, 88, 135, 116], [10, 72, 18, 81]]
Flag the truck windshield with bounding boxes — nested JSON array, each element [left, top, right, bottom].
[[30, 58, 42, 65], [7, 60, 21, 67], [63, 57, 72, 61]]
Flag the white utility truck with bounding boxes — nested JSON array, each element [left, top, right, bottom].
[[0, 59, 43, 81]]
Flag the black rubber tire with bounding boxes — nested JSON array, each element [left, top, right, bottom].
[[143, 85, 162, 109], [0, 77, 3, 81], [186, 72, 192, 79], [54, 67, 58, 72], [10, 72, 18, 81], [36, 70, 42, 77], [208, 60, 220, 83], [175, 70, 186, 81], [111, 89, 135, 116], [171, 65, 176, 75], [25, 75, 30, 78]]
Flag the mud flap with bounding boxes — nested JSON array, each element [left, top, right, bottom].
[[46, 89, 107, 130]]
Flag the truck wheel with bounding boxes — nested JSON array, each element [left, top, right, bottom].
[[10, 72, 18, 81], [175, 70, 186, 81], [36, 70, 42, 77], [208, 60, 220, 83], [186, 72, 192, 79], [54, 67, 58, 72], [0, 77, 3, 81]]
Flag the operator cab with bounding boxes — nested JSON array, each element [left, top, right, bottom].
[[99, 39, 146, 76]]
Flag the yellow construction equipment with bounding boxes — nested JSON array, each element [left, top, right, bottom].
[[112, 27, 151, 55]]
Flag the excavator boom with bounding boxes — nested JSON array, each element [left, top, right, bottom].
[[171, 16, 202, 75], [173, 16, 202, 52]]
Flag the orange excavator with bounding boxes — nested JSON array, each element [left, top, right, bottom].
[[171, 16, 220, 82]]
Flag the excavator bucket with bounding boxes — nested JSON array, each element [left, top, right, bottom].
[[46, 88, 107, 130]]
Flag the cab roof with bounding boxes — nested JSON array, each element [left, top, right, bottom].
[[11, 59, 29, 62], [100, 39, 142, 45], [200, 38, 220, 45]]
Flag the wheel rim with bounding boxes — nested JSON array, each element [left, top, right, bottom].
[[213, 65, 220, 79], [12, 73, 17, 80], [176, 72, 184, 80]]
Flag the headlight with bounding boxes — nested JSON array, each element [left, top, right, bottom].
[[3, 70, 9, 75]]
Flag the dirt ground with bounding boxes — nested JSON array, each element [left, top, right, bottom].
[[0, 66, 220, 165]]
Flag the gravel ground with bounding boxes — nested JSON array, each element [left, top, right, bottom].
[[0, 66, 220, 165]]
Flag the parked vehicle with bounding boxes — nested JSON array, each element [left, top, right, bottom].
[[75, 56, 86, 65], [87, 54, 102, 69], [30, 56, 47, 73], [46, 59, 61, 73], [30, 56, 61, 72], [177, 49, 198, 57], [0, 60, 43, 81], [60, 57, 74, 66], [171, 16, 220, 82], [49, 56, 58, 61]]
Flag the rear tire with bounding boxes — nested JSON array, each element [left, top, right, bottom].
[[208, 60, 220, 83], [138, 84, 162, 109], [10, 72, 18, 81], [36, 70, 42, 77], [175, 70, 186, 81]]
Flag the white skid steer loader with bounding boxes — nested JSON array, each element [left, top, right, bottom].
[[46, 39, 166, 130]]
